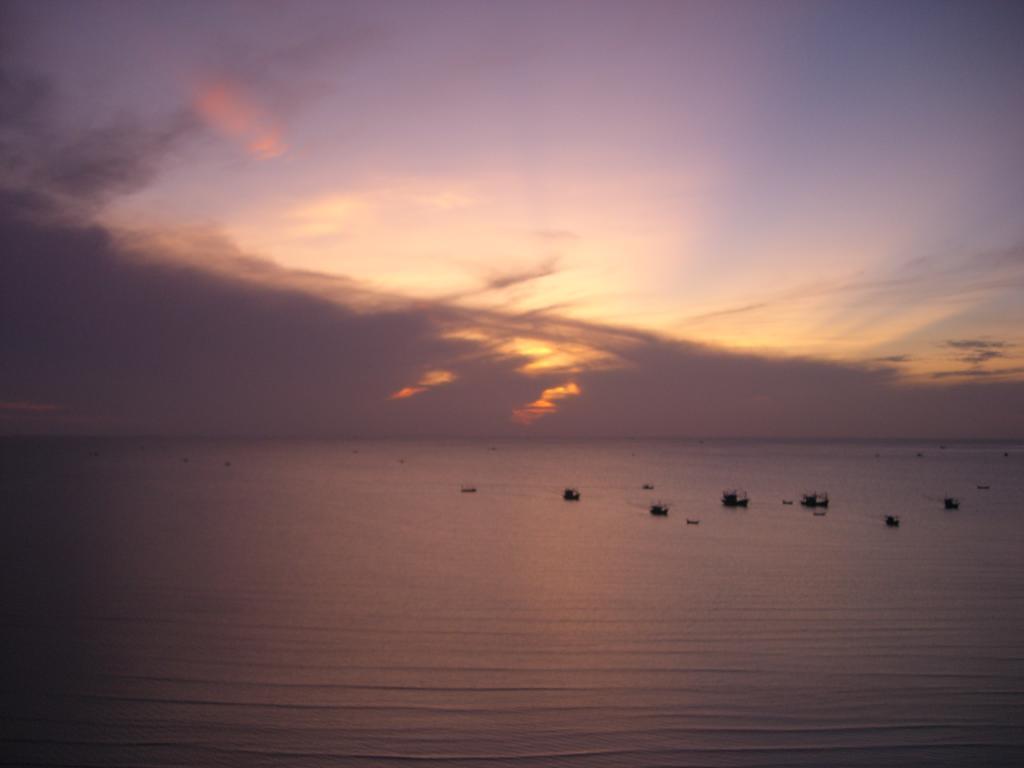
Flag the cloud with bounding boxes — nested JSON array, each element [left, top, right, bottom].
[[0, 62, 194, 209], [4, 186, 1024, 439], [389, 369, 456, 400], [512, 382, 581, 425], [940, 338, 1016, 367], [2, 55, 1023, 439], [932, 366, 1024, 380], [873, 354, 913, 363], [483, 257, 559, 292], [193, 77, 285, 158]]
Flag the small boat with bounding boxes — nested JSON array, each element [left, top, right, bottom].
[[782, 499, 794, 505], [916, 452, 924, 458], [721, 489, 749, 507], [649, 502, 669, 516], [885, 515, 900, 527], [563, 487, 581, 501], [944, 496, 959, 509], [801, 492, 829, 508], [461, 485, 477, 493], [642, 483, 654, 490], [812, 510, 827, 516], [977, 484, 990, 490], [686, 518, 700, 525]]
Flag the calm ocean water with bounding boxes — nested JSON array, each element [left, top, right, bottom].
[[2, 437, 1023, 766]]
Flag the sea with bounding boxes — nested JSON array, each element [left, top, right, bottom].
[[1, 437, 1022, 767]]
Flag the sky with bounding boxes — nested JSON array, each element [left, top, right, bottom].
[[2, 0, 1024, 437]]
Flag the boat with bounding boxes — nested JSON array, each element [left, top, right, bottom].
[[563, 487, 581, 501], [461, 485, 477, 493], [977, 484, 990, 490], [642, 483, 654, 490], [686, 518, 700, 525], [782, 499, 794, 505], [721, 489, 749, 507], [885, 515, 900, 527], [944, 496, 959, 509], [649, 502, 669, 516], [800, 492, 829, 508], [812, 510, 827, 516]]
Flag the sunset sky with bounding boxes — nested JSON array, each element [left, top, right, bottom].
[[3, 0, 1024, 436]]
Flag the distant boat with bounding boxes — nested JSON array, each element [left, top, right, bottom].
[[642, 483, 654, 490], [916, 452, 924, 458], [461, 485, 477, 493], [782, 499, 794, 505], [686, 518, 700, 525], [649, 502, 669, 516], [944, 496, 959, 509], [977, 485, 990, 490], [801, 492, 829, 508], [885, 515, 900, 527], [563, 487, 581, 501], [721, 489, 749, 507], [812, 510, 827, 517]]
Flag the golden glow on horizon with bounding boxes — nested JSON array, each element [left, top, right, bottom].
[[512, 381, 582, 425], [193, 79, 285, 159], [106, 157, 1024, 386]]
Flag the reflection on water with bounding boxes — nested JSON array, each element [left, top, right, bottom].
[[2, 438, 1023, 766]]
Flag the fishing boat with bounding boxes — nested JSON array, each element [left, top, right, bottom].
[[721, 489, 749, 507], [563, 487, 581, 501], [812, 510, 827, 516], [461, 484, 477, 493], [686, 518, 700, 525], [800, 492, 829, 508], [782, 499, 794, 505], [642, 483, 654, 490], [649, 502, 669, 516], [944, 496, 959, 509], [885, 515, 900, 527], [977, 484, 990, 490]]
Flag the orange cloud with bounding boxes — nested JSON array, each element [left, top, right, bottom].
[[389, 386, 426, 400], [388, 369, 456, 400], [193, 79, 285, 159], [512, 381, 581, 424]]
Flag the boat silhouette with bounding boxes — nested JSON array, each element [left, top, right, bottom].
[[722, 489, 749, 507]]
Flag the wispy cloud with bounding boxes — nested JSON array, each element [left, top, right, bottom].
[[483, 257, 559, 292], [512, 382, 581, 425], [389, 369, 457, 400], [193, 78, 285, 159]]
